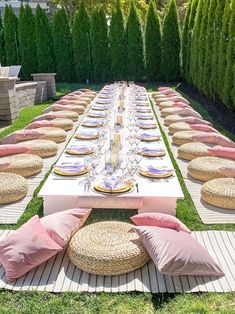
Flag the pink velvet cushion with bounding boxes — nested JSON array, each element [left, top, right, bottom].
[[173, 102, 191, 108], [178, 108, 202, 118], [40, 208, 91, 247], [168, 96, 190, 105], [180, 117, 212, 125], [33, 112, 68, 121], [192, 133, 235, 148], [219, 166, 235, 177], [25, 120, 54, 129], [131, 213, 191, 234], [191, 124, 219, 133], [208, 146, 235, 160], [1, 130, 42, 144], [0, 215, 62, 282], [0, 145, 29, 156], [135, 226, 224, 276]]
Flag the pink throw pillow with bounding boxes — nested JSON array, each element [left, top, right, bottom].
[[25, 120, 54, 129], [33, 113, 68, 121], [0, 215, 62, 282], [40, 208, 91, 247], [131, 213, 191, 234], [191, 124, 219, 133], [208, 146, 235, 160], [219, 166, 235, 178], [173, 102, 191, 108], [136, 226, 224, 276], [192, 133, 235, 148], [180, 117, 212, 125], [168, 96, 190, 105], [178, 108, 202, 118], [0, 145, 29, 156], [1, 130, 42, 144]]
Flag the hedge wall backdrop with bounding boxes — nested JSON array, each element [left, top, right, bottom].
[[0, 0, 234, 111]]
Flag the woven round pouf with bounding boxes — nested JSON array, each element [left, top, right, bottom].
[[164, 115, 185, 126], [178, 142, 212, 161], [36, 127, 67, 143], [201, 178, 235, 209], [172, 131, 205, 146], [0, 172, 28, 204], [0, 154, 43, 177], [67, 221, 149, 276], [169, 122, 191, 134], [51, 118, 73, 131], [188, 157, 235, 182], [18, 139, 58, 158], [52, 111, 79, 122]]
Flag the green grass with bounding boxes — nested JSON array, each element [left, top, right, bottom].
[[0, 83, 234, 313]]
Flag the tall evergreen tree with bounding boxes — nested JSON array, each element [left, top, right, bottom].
[[185, 0, 198, 83], [210, 0, 224, 99], [109, 1, 126, 80], [196, 0, 210, 90], [145, 0, 162, 81], [126, 0, 144, 81], [90, 8, 111, 82], [4, 5, 19, 65], [161, 0, 181, 81], [189, 0, 203, 87], [18, 5, 37, 80], [202, 0, 217, 96], [222, 0, 235, 110], [35, 5, 54, 72], [0, 12, 5, 65], [217, 0, 231, 98], [52, 8, 73, 82], [72, 3, 91, 82], [181, 0, 192, 79]]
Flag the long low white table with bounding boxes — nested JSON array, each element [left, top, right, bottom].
[[39, 85, 184, 216]]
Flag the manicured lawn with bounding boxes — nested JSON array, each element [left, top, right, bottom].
[[0, 83, 234, 313]]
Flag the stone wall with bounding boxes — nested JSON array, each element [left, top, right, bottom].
[[0, 76, 49, 123]]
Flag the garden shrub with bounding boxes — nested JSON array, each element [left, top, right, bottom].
[[0, 12, 5, 65], [4, 5, 19, 65]]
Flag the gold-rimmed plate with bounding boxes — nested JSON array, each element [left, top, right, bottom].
[[75, 133, 99, 140], [65, 148, 94, 155], [82, 122, 103, 128], [87, 113, 105, 118], [138, 168, 173, 179], [139, 150, 166, 157], [137, 116, 154, 120], [93, 179, 133, 194], [138, 135, 161, 142], [139, 125, 157, 129], [53, 167, 88, 177]]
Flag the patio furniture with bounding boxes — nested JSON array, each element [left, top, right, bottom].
[[188, 156, 235, 182], [172, 131, 205, 146], [36, 127, 67, 143], [178, 142, 212, 161], [67, 221, 149, 275], [0, 172, 28, 205], [201, 178, 235, 209], [169, 122, 191, 134], [0, 154, 43, 177], [18, 139, 58, 158]]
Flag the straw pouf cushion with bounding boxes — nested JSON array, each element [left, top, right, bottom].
[[51, 118, 73, 131], [188, 157, 235, 182], [172, 131, 205, 146], [201, 178, 235, 209], [67, 221, 149, 275], [51, 111, 79, 122], [0, 172, 28, 204], [0, 154, 43, 177], [178, 142, 212, 161], [159, 101, 175, 110], [169, 122, 191, 134], [18, 139, 58, 158], [164, 115, 189, 126], [37, 127, 67, 143]]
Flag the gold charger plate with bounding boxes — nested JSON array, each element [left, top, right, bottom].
[[93, 179, 133, 194], [65, 148, 94, 155], [88, 113, 105, 118], [138, 136, 161, 142], [92, 106, 108, 111], [82, 122, 103, 128], [136, 109, 152, 113], [139, 125, 157, 129], [75, 134, 99, 140], [53, 167, 88, 176], [138, 116, 154, 120], [139, 169, 173, 179], [139, 150, 166, 157]]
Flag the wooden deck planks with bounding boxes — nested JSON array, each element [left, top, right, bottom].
[[0, 230, 234, 293]]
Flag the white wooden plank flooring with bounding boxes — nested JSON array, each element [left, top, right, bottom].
[[0, 230, 234, 292], [153, 103, 235, 224], [0, 117, 82, 225]]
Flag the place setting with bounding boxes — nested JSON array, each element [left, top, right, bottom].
[[75, 129, 99, 140], [138, 165, 175, 181], [81, 119, 103, 128], [138, 146, 166, 158], [52, 162, 89, 179], [65, 144, 95, 156], [137, 121, 158, 129]]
